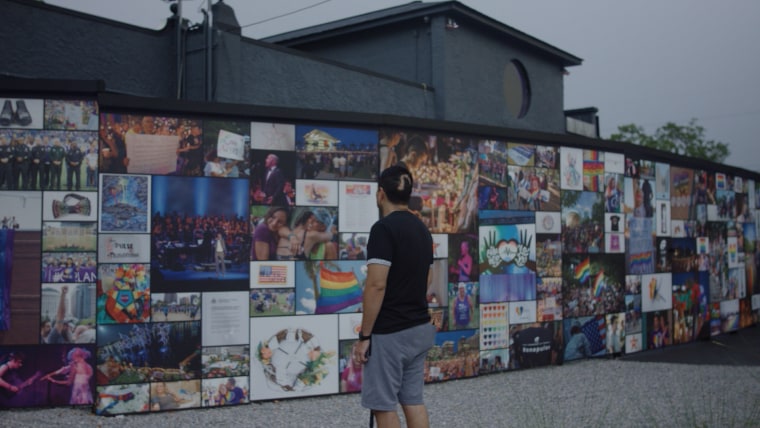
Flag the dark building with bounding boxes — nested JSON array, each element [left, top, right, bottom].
[[1, 0, 588, 136]]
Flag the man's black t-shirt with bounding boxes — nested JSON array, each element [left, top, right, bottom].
[[367, 210, 432, 334]]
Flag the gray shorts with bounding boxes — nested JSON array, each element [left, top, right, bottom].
[[361, 322, 436, 411]]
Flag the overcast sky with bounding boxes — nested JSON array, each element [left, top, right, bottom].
[[46, 0, 760, 173]]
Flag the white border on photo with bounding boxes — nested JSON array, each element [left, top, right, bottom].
[[656, 200, 670, 236], [250, 261, 295, 288], [625, 333, 642, 354], [202, 291, 250, 347], [604, 152, 625, 174], [671, 220, 687, 238], [98, 233, 150, 263], [98, 174, 151, 234], [0, 191, 42, 230], [734, 176, 744, 194], [250, 314, 339, 401], [250, 122, 295, 151], [560, 146, 583, 190], [296, 179, 338, 206], [604, 212, 624, 233], [338, 181, 377, 232], [605, 233, 625, 254], [655, 162, 670, 200], [508, 300, 537, 324], [432, 234, 448, 259], [43, 191, 98, 222], [338, 312, 363, 340], [752, 294, 760, 310], [0, 98, 43, 129], [747, 180, 755, 209], [640, 273, 672, 313], [536, 211, 561, 234]]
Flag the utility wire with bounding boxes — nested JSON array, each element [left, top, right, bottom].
[[240, 0, 332, 29]]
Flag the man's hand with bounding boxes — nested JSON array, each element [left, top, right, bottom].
[[354, 339, 370, 364]]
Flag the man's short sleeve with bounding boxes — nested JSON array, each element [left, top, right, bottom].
[[366, 222, 393, 266]]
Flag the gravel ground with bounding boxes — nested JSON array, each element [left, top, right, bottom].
[[5, 359, 760, 428]]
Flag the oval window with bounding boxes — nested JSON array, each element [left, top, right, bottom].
[[503, 60, 531, 118]]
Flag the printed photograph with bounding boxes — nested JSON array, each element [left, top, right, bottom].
[[478, 140, 509, 210], [149, 380, 201, 411], [96, 264, 150, 324], [509, 322, 561, 369], [200, 376, 248, 406], [151, 176, 250, 292], [42, 191, 98, 222], [536, 277, 563, 321], [250, 314, 339, 400], [250, 288, 295, 317], [44, 99, 99, 131], [202, 345, 250, 379], [39, 283, 96, 345], [99, 174, 150, 233], [448, 233, 478, 283], [379, 129, 478, 233], [562, 254, 625, 318], [99, 113, 204, 176], [250, 122, 294, 151], [562, 316, 607, 361], [479, 303, 509, 350], [42, 221, 97, 252], [201, 119, 250, 178], [0, 129, 98, 191], [250, 149, 297, 207], [338, 339, 363, 393], [0, 191, 42, 230], [582, 149, 604, 192], [96, 321, 202, 385], [41, 252, 96, 283], [425, 329, 479, 382], [296, 125, 379, 180], [561, 190, 604, 254], [295, 260, 366, 315], [150, 292, 201, 322], [0, 344, 96, 408], [95, 383, 150, 415], [448, 282, 479, 330]]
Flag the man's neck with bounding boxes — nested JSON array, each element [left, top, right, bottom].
[[381, 204, 408, 217]]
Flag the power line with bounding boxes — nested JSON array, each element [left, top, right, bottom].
[[240, 0, 332, 29]]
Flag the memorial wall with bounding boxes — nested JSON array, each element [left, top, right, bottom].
[[0, 90, 758, 414]]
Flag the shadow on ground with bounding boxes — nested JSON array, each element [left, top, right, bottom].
[[621, 325, 760, 366]]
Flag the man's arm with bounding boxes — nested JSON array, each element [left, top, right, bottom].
[[54, 286, 68, 333], [354, 263, 389, 363], [0, 364, 18, 392]]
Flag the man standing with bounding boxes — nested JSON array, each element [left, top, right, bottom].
[[261, 154, 286, 206], [12, 136, 31, 190], [176, 121, 203, 176], [49, 138, 66, 190], [0, 353, 25, 394], [65, 139, 84, 191], [225, 378, 245, 404], [354, 165, 435, 428], [0, 135, 12, 190], [30, 137, 43, 190], [214, 231, 227, 278]]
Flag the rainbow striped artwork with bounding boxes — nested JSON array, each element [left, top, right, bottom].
[[315, 264, 362, 314], [574, 257, 590, 283], [583, 150, 604, 192], [593, 270, 605, 297]]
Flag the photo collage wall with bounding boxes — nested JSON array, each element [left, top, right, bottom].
[[0, 95, 758, 413]]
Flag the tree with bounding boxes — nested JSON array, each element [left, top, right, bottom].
[[609, 119, 730, 164]]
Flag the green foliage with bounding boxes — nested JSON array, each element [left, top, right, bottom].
[[610, 119, 730, 163]]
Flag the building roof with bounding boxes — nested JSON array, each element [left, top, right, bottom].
[[263, 1, 582, 67]]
